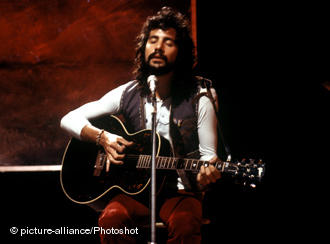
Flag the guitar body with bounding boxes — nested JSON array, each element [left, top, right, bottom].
[[61, 115, 266, 209], [60, 115, 173, 207]]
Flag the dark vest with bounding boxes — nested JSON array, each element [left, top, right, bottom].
[[118, 78, 212, 191], [119, 80, 200, 157]]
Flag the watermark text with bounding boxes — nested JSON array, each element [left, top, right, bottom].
[[10, 226, 139, 236]]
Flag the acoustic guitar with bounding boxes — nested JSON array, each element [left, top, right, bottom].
[[60, 115, 265, 207]]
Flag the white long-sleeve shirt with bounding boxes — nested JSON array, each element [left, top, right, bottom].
[[60, 81, 219, 189]]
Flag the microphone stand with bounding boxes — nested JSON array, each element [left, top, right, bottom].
[[149, 87, 157, 244]]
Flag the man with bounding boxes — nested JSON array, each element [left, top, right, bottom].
[[61, 7, 220, 244]]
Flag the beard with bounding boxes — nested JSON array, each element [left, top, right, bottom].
[[147, 63, 175, 76], [145, 53, 176, 76]]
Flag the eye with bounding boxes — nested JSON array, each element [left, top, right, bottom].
[[148, 36, 158, 44], [165, 39, 175, 47]]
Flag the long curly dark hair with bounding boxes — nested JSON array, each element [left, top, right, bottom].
[[133, 7, 197, 103]]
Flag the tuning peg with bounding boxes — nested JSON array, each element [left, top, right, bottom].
[[250, 183, 256, 188], [242, 181, 257, 188]]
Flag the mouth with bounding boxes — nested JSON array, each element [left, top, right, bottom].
[[151, 57, 165, 62], [148, 53, 167, 63]]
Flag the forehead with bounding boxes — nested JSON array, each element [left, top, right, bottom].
[[149, 28, 176, 39]]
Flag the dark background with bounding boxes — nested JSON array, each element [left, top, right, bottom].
[[1, 0, 328, 243], [196, 2, 329, 243]]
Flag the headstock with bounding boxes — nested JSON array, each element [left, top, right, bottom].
[[223, 158, 265, 187]]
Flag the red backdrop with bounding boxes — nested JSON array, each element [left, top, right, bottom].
[[0, 0, 191, 165]]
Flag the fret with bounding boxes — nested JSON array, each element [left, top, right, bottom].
[[156, 156, 160, 168], [139, 155, 144, 168], [137, 155, 142, 168], [162, 157, 166, 169], [188, 159, 193, 170], [146, 155, 150, 168], [170, 158, 174, 169], [191, 160, 196, 170], [156, 157, 160, 168], [143, 155, 149, 168], [138, 155, 143, 168], [165, 157, 169, 169], [192, 160, 200, 170], [171, 158, 175, 169], [191, 160, 197, 170], [140, 155, 144, 168], [166, 157, 171, 169], [162, 157, 167, 169], [157, 157, 164, 169], [147, 155, 151, 168], [141, 155, 146, 168], [155, 156, 159, 168], [168, 158, 172, 169], [189, 159, 193, 170]]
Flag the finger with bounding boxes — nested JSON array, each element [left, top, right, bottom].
[[197, 169, 206, 183], [209, 156, 218, 164], [210, 165, 221, 180], [210, 165, 221, 181], [108, 145, 125, 159], [117, 137, 134, 146], [199, 166, 208, 186], [110, 157, 124, 165], [197, 174, 207, 186], [110, 142, 126, 153], [197, 172, 201, 183], [200, 165, 206, 175], [107, 148, 124, 165], [106, 158, 110, 172], [205, 167, 217, 183], [205, 166, 214, 182], [204, 174, 211, 185]]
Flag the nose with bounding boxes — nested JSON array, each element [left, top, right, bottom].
[[155, 41, 164, 53]]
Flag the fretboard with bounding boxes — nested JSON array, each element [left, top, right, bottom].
[[124, 154, 265, 181], [132, 154, 225, 172]]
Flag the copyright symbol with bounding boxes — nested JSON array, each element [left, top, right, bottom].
[[10, 227, 18, 234]]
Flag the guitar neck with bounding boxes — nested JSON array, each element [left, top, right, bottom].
[[134, 154, 225, 172]]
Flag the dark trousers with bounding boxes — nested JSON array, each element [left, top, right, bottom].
[[98, 193, 202, 244]]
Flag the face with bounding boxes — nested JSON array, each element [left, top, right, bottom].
[[144, 28, 178, 74]]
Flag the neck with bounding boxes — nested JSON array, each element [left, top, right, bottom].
[[155, 72, 173, 100]]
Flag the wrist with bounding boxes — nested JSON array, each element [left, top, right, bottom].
[[96, 129, 105, 146]]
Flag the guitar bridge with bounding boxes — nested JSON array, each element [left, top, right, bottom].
[[93, 150, 106, 176]]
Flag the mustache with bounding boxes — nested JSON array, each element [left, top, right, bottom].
[[147, 52, 168, 63]]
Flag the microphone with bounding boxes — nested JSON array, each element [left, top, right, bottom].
[[147, 75, 157, 95]]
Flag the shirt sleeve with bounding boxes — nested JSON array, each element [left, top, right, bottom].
[[60, 81, 133, 139], [197, 88, 219, 161]]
